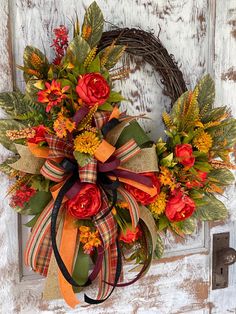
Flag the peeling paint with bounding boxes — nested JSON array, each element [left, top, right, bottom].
[[221, 67, 236, 82]]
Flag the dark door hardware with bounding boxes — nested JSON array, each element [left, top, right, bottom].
[[212, 232, 236, 289]]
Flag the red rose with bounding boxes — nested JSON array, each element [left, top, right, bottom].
[[165, 189, 196, 222], [175, 144, 195, 167], [67, 184, 102, 219], [119, 226, 142, 244], [186, 170, 208, 189], [125, 172, 161, 205], [27, 125, 47, 144], [76, 73, 110, 107]]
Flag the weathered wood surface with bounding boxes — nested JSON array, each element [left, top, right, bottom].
[[209, 1, 236, 313], [0, 0, 235, 313]]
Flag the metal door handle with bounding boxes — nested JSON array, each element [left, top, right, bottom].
[[212, 232, 235, 289]]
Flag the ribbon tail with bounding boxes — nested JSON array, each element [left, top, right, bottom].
[[58, 212, 80, 308], [24, 200, 55, 276], [84, 240, 122, 304]]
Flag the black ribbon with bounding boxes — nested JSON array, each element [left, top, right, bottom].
[[101, 118, 119, 137], [50, 174, 91, 288], [84, 239, 122, 304]]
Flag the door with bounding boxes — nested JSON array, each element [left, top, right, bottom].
[[0, 0, 235, 313]]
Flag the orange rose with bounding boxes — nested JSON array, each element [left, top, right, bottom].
[[67, 184, 102, 219], [119, 226, 142, 244], [76, 73, 110, 107], [125, 173, 161, 205], [175, 144, 195, 167], [165, 189, 195, 222]]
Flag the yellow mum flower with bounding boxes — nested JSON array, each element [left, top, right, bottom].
[[149, 192, 167, 218], [193, 130, 213, 153], [74, 131, 100, 155]]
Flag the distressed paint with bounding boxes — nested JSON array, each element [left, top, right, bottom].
[[0, 0, 235, 313], [0, 1, 20, 314], [209, 1, 236, 313]]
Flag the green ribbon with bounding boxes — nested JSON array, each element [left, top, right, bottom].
[[116, 121, 153, 148]]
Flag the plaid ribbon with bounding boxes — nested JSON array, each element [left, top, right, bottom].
[[94, 111, 111, 130], [79, 158, 97, 184], [93, 188, 117, 249], [45, 134, 74, 159], [40, 160, 67, 182], [24, 200, 63, 276], [117, 186, 140, 228], [113, 138, 141, 163], [97, 242, 118, 300]]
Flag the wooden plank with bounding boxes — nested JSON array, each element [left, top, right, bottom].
[[0, 1, 20, 314], [209, 1, 236, 312], [2, 0, 213, 312]]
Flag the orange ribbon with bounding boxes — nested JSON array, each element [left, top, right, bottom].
[[58, 212, 80, 308]]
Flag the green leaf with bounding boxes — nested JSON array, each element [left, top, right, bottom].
[[0, 156, 19, 176], [28, 191, 52, 215], [65, 35, 91, 65], [98, 102, 113, 111], [87, 55, 101, 72], [26, 79, 41, 103], [0, 119, 25, 152], [58, 78, 74, 89], [107, 91, 126, 103], [195, 193, 228, 221], [23, 46, 49, 82], [173, 217, 197, 235], [154, 233, 164, 259], [72, 246, 90, 292], [194, 161, 212, 172], [158, 215, 170, 230], [0, 91, 30, 118], [73, 151, 92, 167], [160, 153, 177, 167], [196, 74, 215, 111], [208, 168, 235, 186], [67, 73, 78, 85], [98, 45, 126, 69], [31, 176, 50, 192], [24, 214, 40, 228], [82, 1, 104, 48]]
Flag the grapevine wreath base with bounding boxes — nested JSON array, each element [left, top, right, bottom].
[[0, 1, 236, 308]]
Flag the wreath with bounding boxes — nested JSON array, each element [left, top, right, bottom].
[[0, 1, 236, 308]]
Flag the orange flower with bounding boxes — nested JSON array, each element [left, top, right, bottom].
[[38, 80, 70, 112], [53, 111, 75, 138], [79, 226, 102, 254]]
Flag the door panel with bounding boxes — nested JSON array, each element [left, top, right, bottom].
[[0, 0, 235, 313]]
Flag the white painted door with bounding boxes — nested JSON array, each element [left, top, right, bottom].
[[0, 0, 235, 313]]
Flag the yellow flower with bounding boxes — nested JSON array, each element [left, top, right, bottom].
[[149, 192, 167, 218], [53, 111, 76, 138], [74, 131, 100, 155], [193, 130, 212, 153], [159, 167, 177, 191]]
